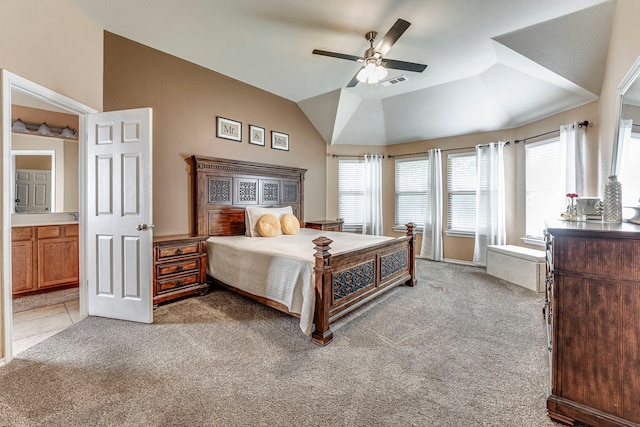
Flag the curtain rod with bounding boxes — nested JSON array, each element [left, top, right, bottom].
[[331, 154, 385, 159], [514, 120, 588, 144], [387, 141, 511, 159]]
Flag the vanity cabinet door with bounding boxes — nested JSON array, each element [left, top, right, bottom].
[[37, 234, 79, 289], [12, 239, 35, 294]]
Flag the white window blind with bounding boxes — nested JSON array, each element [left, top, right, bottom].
[[619, 133, 640, 206], [447, 153, 476, 233], [525, 137, 562, 238], [338, 160, 364, 228], [395, 157, 429, 227]]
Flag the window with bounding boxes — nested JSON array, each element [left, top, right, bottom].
[[618, 132, 640, 207], [338, 160, 364, 229], [525, 137, 563, 239], [395, 157, 429, 228], [447, 152, 476, 234]]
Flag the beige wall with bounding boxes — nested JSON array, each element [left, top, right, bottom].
[[0, 0, 103, 110], [598, 0, 640, 190], [103, 33, 327, 236], [0, 0, 103, 361]]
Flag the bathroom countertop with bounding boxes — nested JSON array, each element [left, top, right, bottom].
[[12, 213, 79, 227]]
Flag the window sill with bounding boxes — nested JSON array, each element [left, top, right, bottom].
[[445, 230, 474, 238], [393, 225, 424, 233], [521, 236, 546, 247]]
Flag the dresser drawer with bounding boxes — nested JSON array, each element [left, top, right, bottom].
[[156, 258, 200, 278], [156, 272, 199, 294], [156, 242, 201, 260]]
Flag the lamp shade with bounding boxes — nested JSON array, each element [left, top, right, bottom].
[[60, 126, 77, 138], [37, 123, 53, 136], [12, 119, 28, 133]]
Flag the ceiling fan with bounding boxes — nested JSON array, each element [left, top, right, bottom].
[[312, 18, 428, 87]]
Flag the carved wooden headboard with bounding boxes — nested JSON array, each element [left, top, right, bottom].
[[192, 156, 306, 236]]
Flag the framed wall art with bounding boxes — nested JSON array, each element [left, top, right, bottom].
[[249, 125, 265, 146], [217, 116, 242, 142], [271, 131, 289, 151]]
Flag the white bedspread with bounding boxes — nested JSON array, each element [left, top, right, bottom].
[[206, 229, 392, 336]]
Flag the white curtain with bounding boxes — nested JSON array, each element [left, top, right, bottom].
[[559, 122, 586, 196], [473, 142, 506, 266], [363, 154, 384, 235], [420, 149, 443, 261]]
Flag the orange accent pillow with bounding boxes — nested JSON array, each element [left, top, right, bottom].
[[256, 214, 281, 237], [281, 213, 300, 235]]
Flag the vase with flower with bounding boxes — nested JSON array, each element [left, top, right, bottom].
[[565, 193, 578, 221]]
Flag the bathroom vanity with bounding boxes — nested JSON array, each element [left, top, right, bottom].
[[12, 221, 79, 298]]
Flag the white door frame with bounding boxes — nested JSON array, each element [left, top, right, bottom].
[[1, 70, 97, 365]]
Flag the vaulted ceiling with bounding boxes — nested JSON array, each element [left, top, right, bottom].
[[69, 0, 616, 145]]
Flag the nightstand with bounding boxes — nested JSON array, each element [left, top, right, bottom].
[[153, 234, 209, 305], [304, 219, 344, 232]]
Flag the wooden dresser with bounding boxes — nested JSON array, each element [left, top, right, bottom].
[[304, 219, 344, 232], [12, 224, 79, 297], [545, 222, 640, 426], [153, 234, 209, 305]]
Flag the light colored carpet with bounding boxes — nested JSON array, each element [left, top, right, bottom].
[[12, 288, 79, 313], [0, 260, 560, 426]]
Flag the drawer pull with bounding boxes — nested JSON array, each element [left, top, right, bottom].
[[176, 265, 183, 272], [176, 248, 183, 255], [176, 280, 183, 286]]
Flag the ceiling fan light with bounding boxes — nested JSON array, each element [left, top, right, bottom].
[[356, 66, 371, 83], [374, 65, 388, 81], [357, 62, 386, 84]]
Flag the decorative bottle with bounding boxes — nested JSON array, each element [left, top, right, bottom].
[[603, 175, 622, 222]]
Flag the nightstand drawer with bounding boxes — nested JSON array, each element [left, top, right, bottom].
[[153, 234, 209, 305], [156, 242, 201, 260], [156, 258, 200, 277], [156, 272, 199, 294]]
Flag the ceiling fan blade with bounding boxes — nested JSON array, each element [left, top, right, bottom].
[[312, 49, 362, 62], [375, 19, 411, 56], [383, 58, 428, 73], [346, 69, 361, 87]]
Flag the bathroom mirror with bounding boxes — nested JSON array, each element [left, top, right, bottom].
[[611, 55, 640, 176], [11, 133, 79, 214]]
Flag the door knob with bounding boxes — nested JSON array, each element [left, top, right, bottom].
[[136, 224, 155, 231]]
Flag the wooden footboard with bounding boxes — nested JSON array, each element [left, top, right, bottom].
[[311, 223, 416, 345]]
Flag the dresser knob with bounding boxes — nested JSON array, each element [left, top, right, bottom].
[[176, 265, 183, 272], [176, 280, 183, 286], [176, 248, 183, 255]]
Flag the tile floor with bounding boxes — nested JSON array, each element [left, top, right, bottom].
[[12, 300, 83, 356]]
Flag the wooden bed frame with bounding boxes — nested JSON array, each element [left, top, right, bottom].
[[192, 155, 416, 345]]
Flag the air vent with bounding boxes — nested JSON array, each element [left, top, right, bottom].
[[380, 75, 408, 87]]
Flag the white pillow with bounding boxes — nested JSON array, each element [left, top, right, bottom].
[[245, 206, 293, 237]]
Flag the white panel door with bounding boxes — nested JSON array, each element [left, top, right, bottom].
[[87, 108, 153, 323]]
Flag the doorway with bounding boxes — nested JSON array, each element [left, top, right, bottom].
[[1, 70, 97, 364]]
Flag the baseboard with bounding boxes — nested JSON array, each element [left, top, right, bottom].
[[443, 258, 477, 267], [416, 256, 478, 267]]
